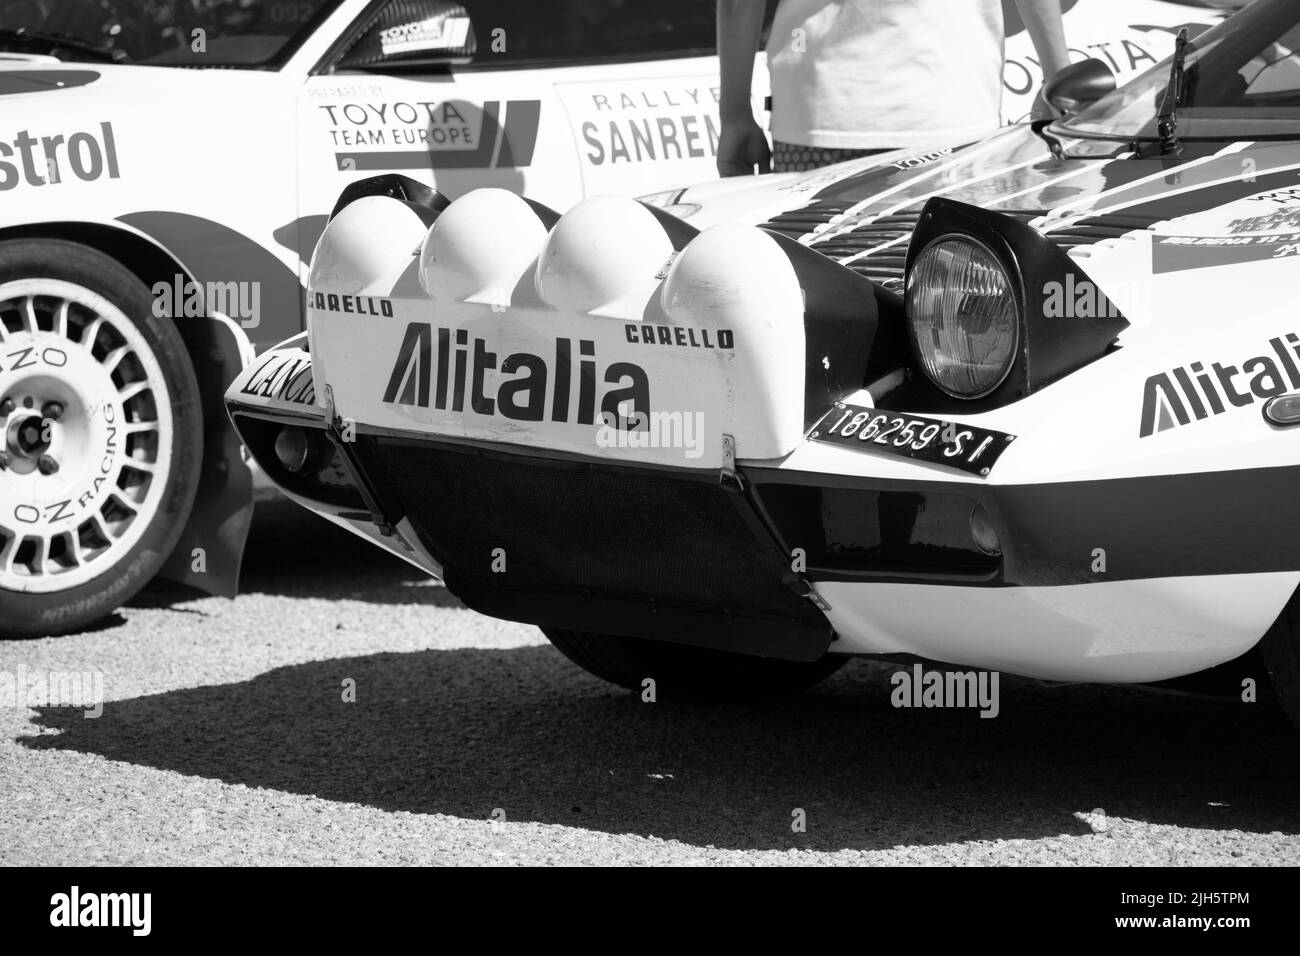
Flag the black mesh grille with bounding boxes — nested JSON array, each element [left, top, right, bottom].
[[367, 441, 824, 624], [768, 200, 1157, 286], [808, 212, 922, 257], [1039, 212, 1164, 248], [803, 207, 1044, 288], [760, 200, 857, 240]]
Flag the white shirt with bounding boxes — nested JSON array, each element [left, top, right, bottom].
[[768, 0, 1008, 149]]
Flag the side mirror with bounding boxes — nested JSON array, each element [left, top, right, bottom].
[[1045, 58, 1117, 115], [337, 1, 476, 71]]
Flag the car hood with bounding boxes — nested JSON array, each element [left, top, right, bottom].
[[684, 126, 1291, 230], [675, 128, 1300, 320]]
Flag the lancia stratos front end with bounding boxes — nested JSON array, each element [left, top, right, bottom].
[[225, 1, 1300, 719], [225, 150, 1300, 714]]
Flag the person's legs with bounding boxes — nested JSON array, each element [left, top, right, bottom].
[[771, 141, 896, 173]]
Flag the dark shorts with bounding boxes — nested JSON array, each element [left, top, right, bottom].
[[771, 141, 895, 173]]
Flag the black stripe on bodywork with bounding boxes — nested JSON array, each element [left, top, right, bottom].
[[998, 464, 1300, 586], [762, 151, 1201, 262], [747, 463, 1300, 587], [1103, 165, 1300, 221], [117, 210, 303, 350], [803, 145, 1182, 213], [770, 145, 1245, 246], [0, 70, 99, 95]]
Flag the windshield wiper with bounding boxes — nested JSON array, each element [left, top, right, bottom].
[[1156, 27, 1193, 155], [0, 28, 120, 64]]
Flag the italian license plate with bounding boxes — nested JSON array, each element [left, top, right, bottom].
[[810, 402, 1015, 477]]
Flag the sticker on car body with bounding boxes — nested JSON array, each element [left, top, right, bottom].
[[319, 99, 540, 171], [233, 347, 319, 412], [379, 15, 471, 57]]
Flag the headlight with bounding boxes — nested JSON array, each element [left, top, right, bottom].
[[906, 236, 1020, 399]]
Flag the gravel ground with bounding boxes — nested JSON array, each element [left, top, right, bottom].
[[2, 499, 1299, 866]]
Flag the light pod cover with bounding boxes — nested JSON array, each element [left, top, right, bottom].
[[310, 195, 431, 295], [659, 222, 807, 460], [660, 221, 804, 328], [419, 188, 548, 303], [535, 194, 673, 316]]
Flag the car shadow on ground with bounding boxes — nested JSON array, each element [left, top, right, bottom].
[[19, 647, 1300, 852], [128, 498, 454, 610]]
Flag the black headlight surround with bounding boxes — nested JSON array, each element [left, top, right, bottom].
[[902, 198, 1130, 411]]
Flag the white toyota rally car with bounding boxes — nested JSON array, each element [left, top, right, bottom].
[[226, 0, 1300, 732], [1, 0, 1217, 635]]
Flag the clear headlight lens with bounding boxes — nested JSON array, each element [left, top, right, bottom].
[[906, 236, 1019, 399]]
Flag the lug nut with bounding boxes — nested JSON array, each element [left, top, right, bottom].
[[0, 397, 13, 416], [37, 455, 59, 475], [41, 401, 64, 421]]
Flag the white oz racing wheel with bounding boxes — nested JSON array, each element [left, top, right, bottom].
[[0, 240, 202, 637]]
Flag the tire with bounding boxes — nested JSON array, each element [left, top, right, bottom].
[[0, 240, 202, 637], [1260, 588, 1300, 735], [543, 628, 846, 701]]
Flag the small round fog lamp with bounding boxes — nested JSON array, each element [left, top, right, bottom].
[[970, 504, 1001, 556], [274, 426, 312, 473]]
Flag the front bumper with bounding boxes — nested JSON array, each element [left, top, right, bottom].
[[227, 355, 1299, 682], [224, 338, 442, 579]]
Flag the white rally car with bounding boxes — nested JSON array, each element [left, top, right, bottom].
[[226, 0, 1300, 732], [1, 0, 1218, 635]]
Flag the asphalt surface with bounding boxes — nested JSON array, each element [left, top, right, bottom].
[[2, 499, 1299, 866]]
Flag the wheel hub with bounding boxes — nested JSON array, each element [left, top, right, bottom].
[[6, 408, 51, 458]]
